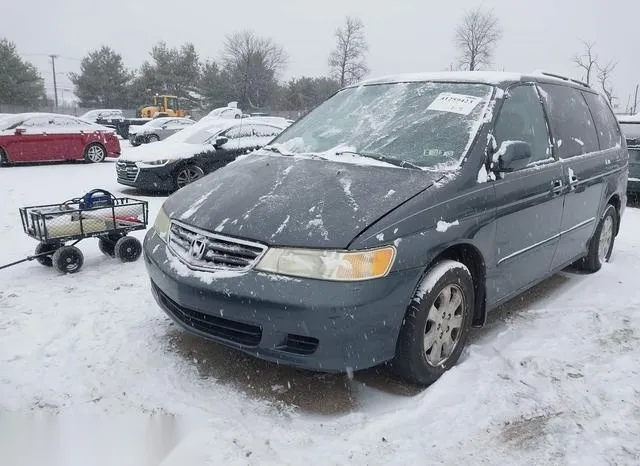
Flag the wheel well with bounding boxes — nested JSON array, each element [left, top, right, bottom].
[[430, 244, 487, 327], [608, 194, 621, 234]]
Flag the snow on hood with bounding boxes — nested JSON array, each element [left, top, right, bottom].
[[162, 153, 441, 248], [119, 141, 210, 162]]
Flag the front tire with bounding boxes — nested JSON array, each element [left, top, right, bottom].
[[576, 204, 617, 273], [174, 164, 205, 190], [52, 246, 84, 274], [84, 143, 106, 163], [394, 260, 474, 386], [147, 134, 160, 143]]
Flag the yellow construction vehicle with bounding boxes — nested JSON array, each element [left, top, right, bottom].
[[137, 94, 188, 118]]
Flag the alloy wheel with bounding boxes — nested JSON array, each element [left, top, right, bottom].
[[423, 284, 465, 366], [598, 215, 614, 263], [86, 145, 105, 162], [176, 166, 204, 188]]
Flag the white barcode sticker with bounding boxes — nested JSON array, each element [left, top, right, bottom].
[[427, 93, 482, 115]]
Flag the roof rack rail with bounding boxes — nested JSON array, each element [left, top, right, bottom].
[[533, 70, 590, 88]]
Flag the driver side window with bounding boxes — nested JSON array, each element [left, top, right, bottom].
[[494, 85, 552, 165]]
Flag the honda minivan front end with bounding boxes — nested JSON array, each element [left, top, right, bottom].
[[143, 76, 496, 372]]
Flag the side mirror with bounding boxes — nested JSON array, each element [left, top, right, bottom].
[[14, 127, 25, 136], [214, 136, 229, 148], [493, 141, 532, 173]]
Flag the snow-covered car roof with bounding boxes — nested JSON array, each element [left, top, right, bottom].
[[354, 70, 591, 89], [121, 117, 287, 163], [141, 116, 193, 127], [79, 109, 123, 119], [0, 112, 111, 131]]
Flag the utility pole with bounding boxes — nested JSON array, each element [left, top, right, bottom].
[[634, 84, 639, 115], [49, 54, 59, 109]]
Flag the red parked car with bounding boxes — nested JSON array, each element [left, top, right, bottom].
[[0, 113, 121, 166]]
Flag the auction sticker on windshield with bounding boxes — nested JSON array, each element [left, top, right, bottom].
[[427, 92, 483, 115]]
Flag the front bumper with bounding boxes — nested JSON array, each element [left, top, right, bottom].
[[143, 229, 423, 372], [116, 162, 175, 191]]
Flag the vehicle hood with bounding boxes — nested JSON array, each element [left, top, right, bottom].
[[120, 141, 209, 163], [163, 153, 441, 248]]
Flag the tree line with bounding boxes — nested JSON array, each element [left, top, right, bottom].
[[0, 17, 369, 114], [1, 8, 634, 114]]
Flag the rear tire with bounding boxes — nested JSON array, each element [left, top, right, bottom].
[[147, 134, 160, 143], [576, 204, 617, 273], [52, 246, 84, 274], [394, 260, 474, 386], [114, 236, 142, 262], [0, 147, 8, 166], [98, 237, 118, 257], [84, 143, 106, 163], [35, 242, 59, 267]]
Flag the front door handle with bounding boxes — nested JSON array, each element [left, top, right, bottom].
[[551, 179, 563, 196]]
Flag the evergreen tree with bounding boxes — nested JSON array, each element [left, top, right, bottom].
[[0, 38, 45, 107], [69, 46, 132, 107]]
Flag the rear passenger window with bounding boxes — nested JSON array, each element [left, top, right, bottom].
[[583, 92, 621, 149], [538, 84, 599, 158], [493, 85, 551, 164]]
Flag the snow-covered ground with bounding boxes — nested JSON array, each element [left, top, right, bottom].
[[1, 146, 640, 465]]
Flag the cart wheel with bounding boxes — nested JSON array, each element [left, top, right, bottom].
[[98, 238, 117, 257], [114, 236, 142, 262], [52, 246, 84, 274], [35, 242, 59, 267]]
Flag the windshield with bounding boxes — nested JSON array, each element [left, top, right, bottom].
[[0, 115, 25, 130], [269, 81, 493, 168], [144, 118, 170, 128]]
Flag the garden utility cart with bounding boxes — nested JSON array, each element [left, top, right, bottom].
[[2, 189, 149, 274]]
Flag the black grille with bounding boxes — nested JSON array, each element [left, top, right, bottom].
[[168, 221, 266, 271], [116, 161, 139, 182], [279, 334, 319, 355], [153, 282, 262, 346]]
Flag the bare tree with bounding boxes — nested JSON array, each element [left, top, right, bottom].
[[454, 7, 502, 71], [597, 60, 617, 104], [222, 30, 288, 109], [328, 16, 369, 87], [573, 40, 598, 85]]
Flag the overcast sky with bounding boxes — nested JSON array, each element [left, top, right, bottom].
[[4, 0, 639, 110]]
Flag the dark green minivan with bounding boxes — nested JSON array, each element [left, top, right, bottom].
[[143, 71, 629, 386]]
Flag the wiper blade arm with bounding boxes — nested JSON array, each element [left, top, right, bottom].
[[263, 145, 291, 155], [335, 151, 421, 170], [264, 146, 331, 161]]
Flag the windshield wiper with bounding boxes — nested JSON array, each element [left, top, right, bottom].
[[263, 145, 292, 156], [263, 146, 331, 161], [335, 151, 422, 170]]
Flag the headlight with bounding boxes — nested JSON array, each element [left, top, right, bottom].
[[153, 207, 170, 242], [255, 246, 396, 281], [137, 159, 172, 168]]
